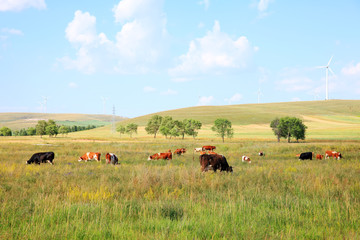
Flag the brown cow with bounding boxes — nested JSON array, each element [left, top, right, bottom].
[[148, 150, 172, 160], [78, 152, 101, 162], [174, 148, 186, 156], [202, 145, 216, 151], [199, 154, 233, 172], [325, 151, 342, 160], [316, 154, 324, 160]]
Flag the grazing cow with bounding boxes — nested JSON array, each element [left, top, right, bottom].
[[202, 145, 216, 151], [26, 152, 55, 165], [242, 155, 251, 163], [259, 151, 265, 156], [148, 150, 172, 161], [199, 154, 233, 172], [299, 152, 313, 160], [105, 153, 118, 165], [78, 152, 101, 162], [316, 154, 324, 160], [325, 151, 342, 160], [174, 148, 186, 156], [194, 147, 203, 152]]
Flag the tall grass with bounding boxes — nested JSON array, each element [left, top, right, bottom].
[[0, 139, 359, 239]]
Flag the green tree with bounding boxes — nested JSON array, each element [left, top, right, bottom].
[[184, 119, 202, 139], [116, 125, 126, 137], [126, 123, 138, 138], [145, 115, 163, 138], [46, 120, 58, 137], [211, 118, 234, 142], [159, 116, 174, 139], [59, 126, 70, 136], [276, 117, 307, 143], [270, 118, 283, 142], [27, 127, 36, 136], [36, 120, 47, 137], [0, 127, 12, 136], [169, 125, 180, 139]]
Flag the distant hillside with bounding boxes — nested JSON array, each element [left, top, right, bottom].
[[0, 113, 127, 130], [118, 100, 360, 126]]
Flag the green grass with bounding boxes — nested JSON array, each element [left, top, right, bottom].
[[0, 138, 360, 239]]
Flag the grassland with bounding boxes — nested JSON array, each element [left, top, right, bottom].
[[0, 138, 359, 239], [1, 100, 360, 239]]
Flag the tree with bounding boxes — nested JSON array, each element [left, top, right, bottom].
[[36, 120, 47, 137], [184, 119, 202, 139], [272, 117, 307, 143], [159, 116, 174, 139], [211, 118, 234, 142], [27, 127, 36, 136], [116, 125, 126, 137], [59, 126, 70, 136], [270, 118, 283, 142], [125, 123, 138, 138], [46, 120, 58, 137], [0, 127, 12, 136], [145, 115, 163, 138]]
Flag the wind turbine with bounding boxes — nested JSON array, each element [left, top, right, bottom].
[[257, 88, 263, 104], [316, 56, 335, 100], [101, 97, 109, 115]]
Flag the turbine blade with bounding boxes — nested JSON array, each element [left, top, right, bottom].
[[315, 66, 326, 69], [327, 56, 333, 66], [329, 67, 335, 76]]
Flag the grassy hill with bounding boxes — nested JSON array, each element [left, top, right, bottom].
[[0, 113, 127, 130], [118, 100, 360, 126], [67, 100, 360, 141]]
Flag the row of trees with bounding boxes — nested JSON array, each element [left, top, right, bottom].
[[1, 120, 101, 137], [116, 123, 138, 138], [145, 115, 202, 139]]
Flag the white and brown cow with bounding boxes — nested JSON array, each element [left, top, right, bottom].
[[78, 152, 101, 162], [242, 155, 251, 163], [105, 153, 118, 165]]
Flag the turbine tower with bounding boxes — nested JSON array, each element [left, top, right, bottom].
[[257, 88, 263, 104], [42, 96, 48, 113], [101, 97, 108, 115], [316, 56, 335, 100]]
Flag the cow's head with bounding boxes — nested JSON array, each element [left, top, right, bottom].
[[228, 166, 233, 172], [147, 155, 153, 161], [338, 153, 342, 159], [78, 156, 83, 162], [105, 153, 110, 164]]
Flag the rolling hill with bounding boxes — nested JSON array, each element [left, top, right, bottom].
[[66, 100, 360, 141], [0, 113, 127, 130]]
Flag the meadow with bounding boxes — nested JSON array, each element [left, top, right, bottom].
[[1, 100, 360, 239], [1, 137, 360, 239]]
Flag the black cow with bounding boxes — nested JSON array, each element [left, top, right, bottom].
[[26, 152, 55, 165], [199, 154, 233, 172], [299, 152, 313, 161]]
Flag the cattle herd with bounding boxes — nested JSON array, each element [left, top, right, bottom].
[[26, 146, 343, 173]]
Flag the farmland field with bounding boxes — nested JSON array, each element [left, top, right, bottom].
[[1, 137, 360, 239]]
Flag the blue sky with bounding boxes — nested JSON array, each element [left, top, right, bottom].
[[1, 0, 360, 118]]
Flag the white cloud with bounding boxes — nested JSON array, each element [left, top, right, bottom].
[[161, 89, 177, 95], [68, 82, 78, 88], [169, 21, 257, 78], [341, 62, 360, 76], [199, 0, 210, 10], [1, 28, 23, 35], [257, 0, 272, 12], [143, 86, 156, 92], [58, 0, 168, 74], [0, 0, 46, 11], [225, 93, 243, 104], [291, 97, 301, 102], [197, 96, 214, 106]]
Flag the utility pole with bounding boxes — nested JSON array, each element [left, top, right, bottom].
[[112, 105, 116, 133]]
